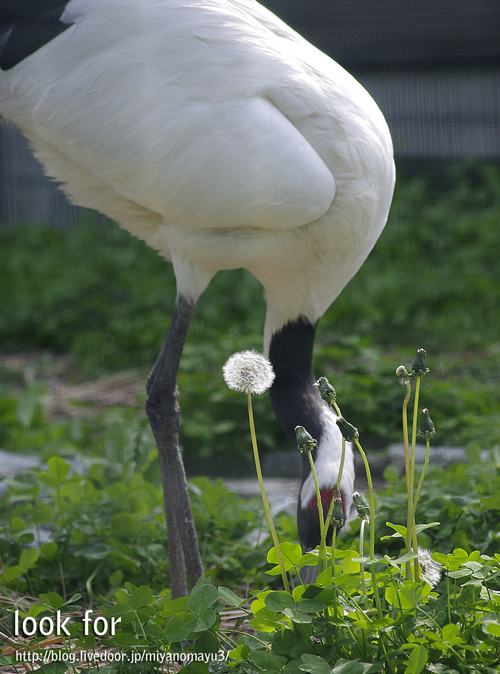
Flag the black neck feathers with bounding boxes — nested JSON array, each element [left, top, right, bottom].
[[268, 317, 325, 447], [0, 1, 73, 71]]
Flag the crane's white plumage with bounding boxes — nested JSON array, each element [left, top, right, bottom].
[[0, 0, 393, 337], [298, 413, 355, 522], [0, 0, 395, 591]]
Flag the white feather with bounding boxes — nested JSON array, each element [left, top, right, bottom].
[[299, 409, 355, 519], [0, 0, 394, 310]]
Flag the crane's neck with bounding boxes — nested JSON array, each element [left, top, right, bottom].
[[268, 317, 355, 545], [268, 318, 325, 447]]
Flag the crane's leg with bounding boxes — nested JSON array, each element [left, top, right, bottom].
[[145, 294, 203, 598]]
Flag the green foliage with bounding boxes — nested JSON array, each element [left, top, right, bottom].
[[0, 454, 169, 597], [189, 475, 280, 586], [0, 360, 500, 674], [314, 341, 500, 453], [0, 409, 282, 597], [0, 222, 175, 370], [322, 163, 500, 350], [2, 165, 500, 670], [1, 353, 500, 672], [3, 547, 499, 672], [0, 220, 265, 374], [371, 447, 500, 558]]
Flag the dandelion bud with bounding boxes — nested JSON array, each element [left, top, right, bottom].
[[331, 491, 345, 528], [412, 348, 428, 375], [352, 491, 370, 520], [295, 426, 317, 454], [418, 408, 435, 440], [315, 376, 337, 406], [222, 350, 275, 394], [336, 416, 359, 442]]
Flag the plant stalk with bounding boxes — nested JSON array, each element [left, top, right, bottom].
[[247, 391, 289, 592], [307, 451, 328, 574], [353, 439, 382, 618], [409, 376, 422, 580], [402, 380, 413, 579], [320, 438, 346, 577], [359, 518, 367, 596]]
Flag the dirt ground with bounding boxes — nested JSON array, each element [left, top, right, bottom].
[[1, 351, 146, 419]]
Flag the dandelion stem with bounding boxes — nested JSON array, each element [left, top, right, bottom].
[[247, 391, 289, 593], [359, 518, 367, 596], [320, 489, 337, 577], [412, 437, 431, 536], [336, 438, 346, 492], [402, 380, 413, 580], [353, 439, 382, 618], [331, 526, 337, 580], [320, 438, 346, 577], [354, 440, 375, 560], [409, 376, 422, 580], [410, 377, 422, 480], [308, 451, 328, 573], [319, 389, 345, 578]]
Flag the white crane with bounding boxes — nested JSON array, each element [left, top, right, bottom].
[[0, 0, 395, 597]]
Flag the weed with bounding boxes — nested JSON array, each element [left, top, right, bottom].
[[1, 351, 500, 672]]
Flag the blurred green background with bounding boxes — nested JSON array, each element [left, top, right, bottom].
[[1, 163, 500, 475]]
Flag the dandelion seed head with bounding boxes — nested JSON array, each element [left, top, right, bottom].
[[418, 547, 442, 588], [223, 350, 275, 395], [396, 365, 411, 385]]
